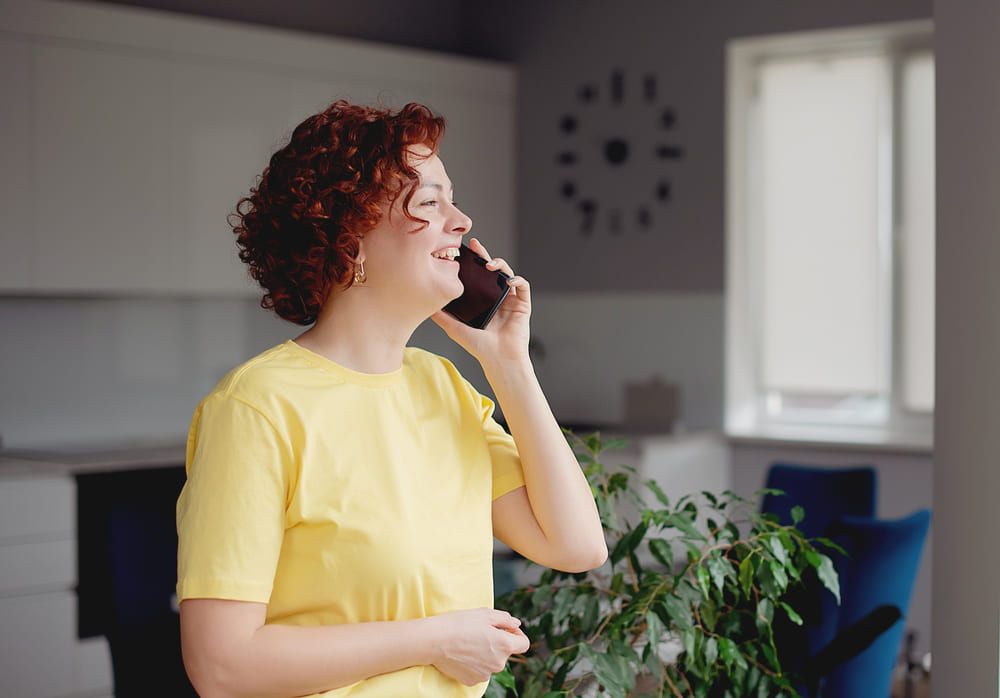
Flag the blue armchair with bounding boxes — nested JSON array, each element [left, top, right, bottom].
[[821, 510, 932, 698], [759, 463, 931, 697]]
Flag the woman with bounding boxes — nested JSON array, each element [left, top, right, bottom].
[[176, 101, 607, 698]]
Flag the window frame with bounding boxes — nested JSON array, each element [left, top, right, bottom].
[[725, 20, 934, 449]]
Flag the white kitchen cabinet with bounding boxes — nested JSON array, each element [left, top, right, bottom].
[[0, 473, 113, 697], [0, 0, 515, 297], [167, 60, 291, 295], [32, 41, 179, 293]]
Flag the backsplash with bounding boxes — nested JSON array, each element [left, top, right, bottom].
[[0, 292, 725, 449]]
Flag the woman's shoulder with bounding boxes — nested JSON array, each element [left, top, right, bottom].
[[207, 341, 309, 402]]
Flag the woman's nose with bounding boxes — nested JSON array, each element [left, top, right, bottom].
[[451, 205, 472, 234]]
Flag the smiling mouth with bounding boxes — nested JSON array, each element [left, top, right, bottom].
[[432, 248, 460, 261]]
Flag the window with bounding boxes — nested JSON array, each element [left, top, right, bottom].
[[726, 21, 934, 445]]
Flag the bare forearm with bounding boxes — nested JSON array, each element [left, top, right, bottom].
[[182, 603, 436, 698], [182, 602, 528, 698], [484, 358, 607, 568]]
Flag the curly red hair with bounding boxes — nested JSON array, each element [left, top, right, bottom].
[[231, 101, 446, 325]]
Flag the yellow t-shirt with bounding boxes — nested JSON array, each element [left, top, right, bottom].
[[176, 340, 525, 697]]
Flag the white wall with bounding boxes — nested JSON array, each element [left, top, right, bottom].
[[0, 297, 291, 449], [931, 0, 1000, 694]]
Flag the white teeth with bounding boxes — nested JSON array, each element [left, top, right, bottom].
[[432, 248, 459, 260]]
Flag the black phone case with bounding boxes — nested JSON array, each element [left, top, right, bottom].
[[443, 245, 511, 329]]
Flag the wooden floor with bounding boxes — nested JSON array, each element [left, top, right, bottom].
[[891, 673, 931, 698]]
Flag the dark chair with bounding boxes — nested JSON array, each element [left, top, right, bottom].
[[820, 510, 932, 698], [77, 467, 196, 697], [761, 463, 878, 661], [761, 463, 877, 539]]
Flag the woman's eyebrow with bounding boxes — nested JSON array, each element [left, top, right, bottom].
[[416, 181, 454, 194]]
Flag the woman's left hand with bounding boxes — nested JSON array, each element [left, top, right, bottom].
[[431, 237, 531, 367]]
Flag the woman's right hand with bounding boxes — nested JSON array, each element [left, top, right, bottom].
[[429, 608, 530, 686]]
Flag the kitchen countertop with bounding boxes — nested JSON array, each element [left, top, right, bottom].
[[0, 441, 187, 478]]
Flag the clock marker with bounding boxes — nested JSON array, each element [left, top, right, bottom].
[[661, 108, 677, 129], [559, 115, 578, 134], [579, 84, 598, 103], [644, 75, 657, 103], [611, 69, 624, 105], [604, 138, 629, 165], [638, 206, 652, 229], [655, 145, 683, 160], [579, 199, 597, 235], [557, 151, 578, 165], [560, 181, 577, 199], [656, 180, 671, 202]]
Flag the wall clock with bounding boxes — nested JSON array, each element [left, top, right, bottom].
[[556, 69, 683, 236]]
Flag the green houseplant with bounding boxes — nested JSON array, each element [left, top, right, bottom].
[[487, 432, 842, 698]]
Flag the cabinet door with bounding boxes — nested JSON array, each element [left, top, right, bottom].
[[0, 591, 76, 697], [168, 61, 293, 295], [0, 36, 33, 291], [32, 41, 181, 293]]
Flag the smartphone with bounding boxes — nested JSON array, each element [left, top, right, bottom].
[[443, 244, 512, 329]]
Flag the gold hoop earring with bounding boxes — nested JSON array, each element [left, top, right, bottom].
[[353, 262, 367, 285]]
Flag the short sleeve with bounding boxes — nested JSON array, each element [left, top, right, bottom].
[[478, 394, 525, 501], [176, 394, 292, 603]]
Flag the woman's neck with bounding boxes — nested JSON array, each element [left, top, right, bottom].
[[293, 287, 421, 374]]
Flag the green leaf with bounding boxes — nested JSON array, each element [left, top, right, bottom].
[[550, 660, 571, 692], [739, 556, 753, 597], [667, 512, 705, 541], [767, 559, 789, 594], [610, 520, 648, 565], [779, 600, 804, 626], [646, 479, 671, 508], [768, 535, 789, 566], [486, 667, 516, 697], [696, 566, 711, 600], [680, 628, 698, 673], [706, 556, 729, 592], [718, 637, 739, 669], [579, 594, 600, 635], [552, 587, 574, 620], [756, 597, 774, 636], [703, 636, 719, 667], [700, 598, 719, 633], [812, 536, 849, 557], [791, 505, 805, 524], [607, 471, 630, 495], [603, 436, 628, 451], [649, 538, 673, 570], [814, 553, 841, 604], [588, 647, 634, 696], [646, 610, 663, 648], [754, 487, 784, 498], [663, 594, 693, 629]]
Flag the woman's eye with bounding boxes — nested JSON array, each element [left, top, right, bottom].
[[421, 199, 438, 206]]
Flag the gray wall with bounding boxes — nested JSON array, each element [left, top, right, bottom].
[[932, 0, 1000, 693]]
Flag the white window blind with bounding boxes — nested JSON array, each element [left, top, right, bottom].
[[756, 55, 889, 400], [899, 52, 935, 413]]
